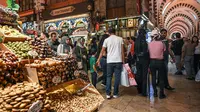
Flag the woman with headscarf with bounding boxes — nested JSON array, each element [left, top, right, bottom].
[[134, 29, 149, 96], [57, 36, 73, 55], [74, 38, 88, 73]]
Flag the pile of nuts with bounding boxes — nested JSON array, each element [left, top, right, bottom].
[[0, 82, 51, 112], [26, 58, 77, 88], [47, 87, 104, 112], [0, 51, 24, 88], [30, 37, 53, 58]]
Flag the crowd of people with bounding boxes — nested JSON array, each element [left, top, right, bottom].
[[38, 28, 200, 100]]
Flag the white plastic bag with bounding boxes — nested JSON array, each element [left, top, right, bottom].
[[168, 62, 177, 74], [195, 70, 200, 82], [120, 65, 130, 87]]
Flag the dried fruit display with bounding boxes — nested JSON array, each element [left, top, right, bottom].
[[30, 37, 53, 58], [0, 82, 51, 112], [0, 51, 24, 88], [0, 25, 27, 38], [5, 41, 32, 59], [26, 57, 77, 88]]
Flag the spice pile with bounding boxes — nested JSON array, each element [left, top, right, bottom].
[[0, 82, 51, 112]]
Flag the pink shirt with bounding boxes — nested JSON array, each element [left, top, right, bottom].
[[148, 41, 166, 60]]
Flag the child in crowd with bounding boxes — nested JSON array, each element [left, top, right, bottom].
[[90, 50, 98, 88]]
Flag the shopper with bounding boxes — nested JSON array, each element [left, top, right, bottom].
[[97, 29, 124, 99], [97, 34, 109, 87], [181, 36, 197, 80], [134, 29, 149, 96], [194, 36, 200, 75], [127, 37, 136, 68], [74, 38, 88, 74], [40, 32, 49, 41], [171, 33, 184, 75], [160, 29, 175, 90], [47, 32, 60, 53], [90, 49, 98, 88], [149, 30, 166, 99], [57, 36, 73, 55]]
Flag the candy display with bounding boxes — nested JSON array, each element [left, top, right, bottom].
[[26, 57, 77, 88], [4, 41, 32, 59], [30, 37, 53, 58], [0, 82, 51, 112], [0, 51, 24, 88]]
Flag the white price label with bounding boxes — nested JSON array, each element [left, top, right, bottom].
[[52, 76, 61, 84], [28, 100, 43, 112]]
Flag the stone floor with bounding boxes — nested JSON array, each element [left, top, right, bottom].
[[96, 73, 200, 112]]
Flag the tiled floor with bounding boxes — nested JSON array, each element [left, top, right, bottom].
[[97, 73, 200, 112]]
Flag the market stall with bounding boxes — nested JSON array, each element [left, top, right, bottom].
[[102, 15, 151, 38], [0, 6, 104, 112]]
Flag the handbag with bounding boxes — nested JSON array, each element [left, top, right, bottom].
[[77, 48, 83, 69]]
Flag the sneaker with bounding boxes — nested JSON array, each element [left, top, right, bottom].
[[113, 95, 119, 98], [106, 95, 112, 99], [101, 83, 106, 87]]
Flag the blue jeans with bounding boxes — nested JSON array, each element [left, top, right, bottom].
[[106, 63, 122, 96], [91, 72, 97, 88], [98, 57, 107, 85]]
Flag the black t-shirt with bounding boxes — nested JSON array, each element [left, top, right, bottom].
[[171, 39, 184, 55]]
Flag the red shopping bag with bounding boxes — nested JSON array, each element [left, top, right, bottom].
[[124, 64, 137, 86]]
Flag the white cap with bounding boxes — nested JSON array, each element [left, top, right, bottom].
[[151, 30, 159, 37]]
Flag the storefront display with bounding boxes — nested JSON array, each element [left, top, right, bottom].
[[103, 15, 148, 38], [0, 5, 104, 112]]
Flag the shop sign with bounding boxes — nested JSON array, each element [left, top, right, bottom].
[[50, 6, 75, 16], [43, 2, 93, 20], [28, 100, 43, 112]]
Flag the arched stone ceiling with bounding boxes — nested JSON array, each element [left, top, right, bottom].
[[169, 26, 187, 34], [168, 24, 188, 34], [169, 27, 186, 36], [164, 10, 196, 27], [155, 0, 200, 36], [167, 20, 191, 32]]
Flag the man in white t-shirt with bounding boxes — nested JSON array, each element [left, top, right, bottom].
[[97, 29, 124, 99]]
